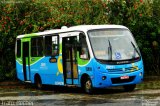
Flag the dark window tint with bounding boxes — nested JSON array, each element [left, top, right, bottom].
[[45, 35, 59, 56], [17, 40, 21, 57], [31, 37, 43, 57]]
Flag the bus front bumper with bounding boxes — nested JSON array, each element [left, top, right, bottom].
[[93, 69, 143, 88]]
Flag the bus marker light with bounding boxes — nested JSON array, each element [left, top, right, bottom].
[[139, 72, 142, 76], [50, 58, 57, 63]]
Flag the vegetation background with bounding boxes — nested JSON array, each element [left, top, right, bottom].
[[0, 0, 159, 81]]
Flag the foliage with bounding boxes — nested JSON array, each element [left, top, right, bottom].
[[106, 0, 160, 75], [0, 0, 160, 81], [0, 0, 107, 81]]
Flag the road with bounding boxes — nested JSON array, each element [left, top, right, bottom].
[[0, 82, 160, 106]]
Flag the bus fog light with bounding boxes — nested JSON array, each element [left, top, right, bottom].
[[139, 72, 142, 76], [102, 76, 106, 80]]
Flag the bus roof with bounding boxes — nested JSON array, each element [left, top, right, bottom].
[[17, 25, 128, 39]]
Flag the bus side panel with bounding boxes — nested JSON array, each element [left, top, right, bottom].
[[78, 59, 95, 87], [16, 60, 24, 81], [30, 56, 64, 85]]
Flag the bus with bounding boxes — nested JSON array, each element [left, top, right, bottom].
[[15, 25, 144, 93]]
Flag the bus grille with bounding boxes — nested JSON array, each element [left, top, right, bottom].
[[111, 76, 135, 84], [108, 67, 139, 74]]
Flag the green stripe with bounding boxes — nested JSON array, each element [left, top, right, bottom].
[[77, 52, 89, 66], [21, 33, 38, 38], [16, 57, 44, 65]]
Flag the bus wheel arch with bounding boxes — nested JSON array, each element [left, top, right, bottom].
[[81, 74, 93, 94], [34, 73, 43, 89]]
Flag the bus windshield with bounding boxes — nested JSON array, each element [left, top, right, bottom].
[[88, 29, 140, 62]]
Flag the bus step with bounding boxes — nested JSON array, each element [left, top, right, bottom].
[[65, 84, 77, 87], [24, 81, 31, 83]]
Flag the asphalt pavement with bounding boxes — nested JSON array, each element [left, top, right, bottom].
[[0, 84, 160, 106]]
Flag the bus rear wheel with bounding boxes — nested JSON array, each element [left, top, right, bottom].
[[84, 78, 93, 94], [123, 84, 136, 92], [35, 76, 43, 89]]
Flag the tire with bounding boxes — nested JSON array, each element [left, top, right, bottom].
[[84, 78, 93, 94], [35, 76, 43, 90], [123, 84, 136, 92]]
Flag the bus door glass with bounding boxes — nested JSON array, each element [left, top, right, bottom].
[[62, 36, 78, 85], [22, 41, 30, 81]]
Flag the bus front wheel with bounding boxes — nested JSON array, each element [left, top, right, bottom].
[[35, 75, 43, 89], [123, 84, 136, 92], [84, 78, 93, 94]]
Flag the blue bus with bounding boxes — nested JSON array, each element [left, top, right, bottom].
[[15, 25, 144, 93]]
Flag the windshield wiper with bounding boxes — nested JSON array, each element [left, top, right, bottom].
[[108, 40, 112, 60], [131, 41, 140, 58]]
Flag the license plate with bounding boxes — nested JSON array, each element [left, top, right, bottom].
[[120, 76, 129, 80]]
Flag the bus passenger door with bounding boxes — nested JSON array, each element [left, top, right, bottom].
[[22, 42, 30, 81], [62, 37, 78, 85]]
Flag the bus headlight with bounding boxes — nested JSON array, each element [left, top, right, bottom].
[[102, 76, 107, 80]]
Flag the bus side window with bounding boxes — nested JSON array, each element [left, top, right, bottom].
[[16, 39, 21, 58], [31, 37, 43, 57], [45, 36, 52, 56], [52, 36, 59, 56], [45, 35, 59, 56], [79, 33, 89, 60]]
